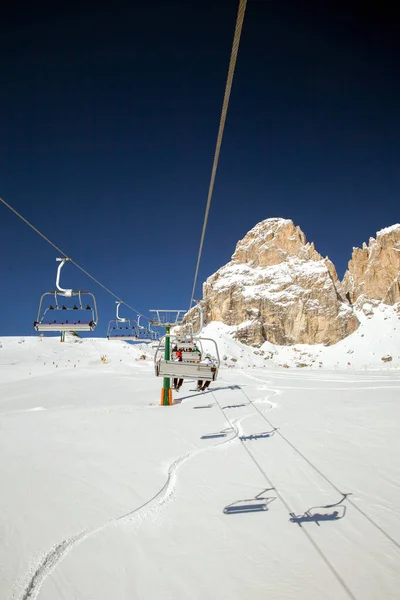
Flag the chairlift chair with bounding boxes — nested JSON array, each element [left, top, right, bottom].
[[170, 335, 202, 363], [154, 335, 220, 381], [107, 301, 140, 340], [135, 315, 160, 342], [151, 303, 219, 381], [34, 258, 98, 333]]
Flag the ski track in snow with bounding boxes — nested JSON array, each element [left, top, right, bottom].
[[17, 393, 251, 600], [221, 375, 280, 410], [219, 375, 280, 409], [239, 370, 400, 390]]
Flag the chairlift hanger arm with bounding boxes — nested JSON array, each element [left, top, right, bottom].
[[115, 301, 126, 322], [55, 257, 73, 297]]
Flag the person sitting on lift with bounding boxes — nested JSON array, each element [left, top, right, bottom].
[[196, 354, 215, 392], [173, 351, 184, 392]]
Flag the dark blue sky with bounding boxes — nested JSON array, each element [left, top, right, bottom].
[[1, 1, 399, 337]]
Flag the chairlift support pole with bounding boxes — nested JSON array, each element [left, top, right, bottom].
[[149, 310, 187, 406], [162, 326, 171, 406]]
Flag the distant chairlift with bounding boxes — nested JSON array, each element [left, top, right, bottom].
[[153, 304, 220, 382], [33, 258, 98, 333], [107, 301, 139, 340], [136, 315, 159, 342]]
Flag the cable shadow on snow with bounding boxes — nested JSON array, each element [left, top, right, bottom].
[[289, 494, 351, 527], [223, 488, 276, 514]]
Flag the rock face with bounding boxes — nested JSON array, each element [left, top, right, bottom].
[[343, 224, 400, 307], [201, 218, 359, 346]]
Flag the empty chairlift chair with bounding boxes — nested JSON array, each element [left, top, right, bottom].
[[107, 301, 141, 340], [136, 315, 160, 342], [33, 258, 98, 333]]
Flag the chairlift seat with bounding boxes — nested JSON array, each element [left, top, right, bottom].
[[108, 334, 139, 340], [108, 334, 156, 342], [107, 315, 138, 340], [34, 321, 95, 332], [173, 341, 196, 351], [223, 501, 268, 514], [172, 351, 201, 362], [155, 360, 217, 381]]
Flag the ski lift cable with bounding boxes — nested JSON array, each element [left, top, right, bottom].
[[0, 195, 150, 321], [237, 384, 400, 551], [188, 0, 247, 310], [211, 390, 358, 600]]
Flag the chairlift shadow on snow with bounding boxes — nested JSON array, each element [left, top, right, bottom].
[[222, 403, 248, 409], [239, 428, 278, 441], [172, 384, 241, 405], [289, 493, 352, 527], [196, 384, 242, 395], [223, 488, 276, 515], [201, 427, 233, 440], [172, 397, 184, 405]]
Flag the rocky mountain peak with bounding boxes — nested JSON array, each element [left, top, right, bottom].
[[201, 218, 359, 346], [343, 224, 400, 307], [231, 218, 321, 267]]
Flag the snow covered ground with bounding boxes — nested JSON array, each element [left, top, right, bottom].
[[1, 320, 400, 600], [209, 304, 400, 371]]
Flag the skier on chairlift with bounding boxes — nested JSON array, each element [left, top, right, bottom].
[[196, 354, 214, 392], [173, 351, 184, 392]]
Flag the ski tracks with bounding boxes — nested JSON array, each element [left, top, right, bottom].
[[20, 536, 85, 600], [16, 407, 243, 600], [221, 372, 280, 409]]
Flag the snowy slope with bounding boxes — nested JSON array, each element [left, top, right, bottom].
[[0, 331, 400, 600], [0, 334, 155, 384], [204, 304, 400, 371]]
